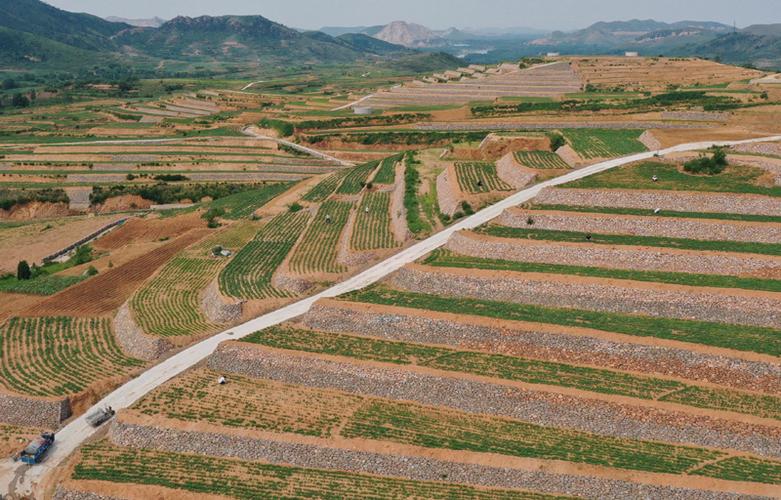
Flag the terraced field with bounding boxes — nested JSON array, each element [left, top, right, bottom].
[[219, 211, 311, 299], [207, 182, 292, 219], [454, 162, 513, 193], [289, 200, 353, 274], [562, 129, 647, 159], [351, 191, 398, 251], [0, 317, 142, 397], [372, 154, 403, 185], [514, 151, 570, 169], [337, 160, 380, 194], [302, 169, 350, 202], [131, 257, 222, 337]]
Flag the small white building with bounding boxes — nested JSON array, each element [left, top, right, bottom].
[[625, 51, 639, 57], [547, 52, 561, 57], [353, 106, 373, 115]]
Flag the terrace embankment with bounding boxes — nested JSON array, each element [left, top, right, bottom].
[[446, 231, 781, 279], [500, 209, 781, 244], [113, 302, 172, 361], [0, 392, 69, 428], [388, 264, 781, 329], [207, 344, 781, 457], [105, 415, 766, 500], [436, 166, 462, 216], [299, 299, 781, 394], [533, 187, 781, 217], [496, 153, 537, 189], [200, 279, 243, 324]]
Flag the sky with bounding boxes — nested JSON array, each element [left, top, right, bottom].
[[44, 0, 779, 31]]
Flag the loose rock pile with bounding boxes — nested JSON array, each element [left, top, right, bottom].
[[500, 208, 781, 244], [207, 344, 781, 457], [446, 231, 781, 279], [534, 188, 781, 217], [107, 419, 755, 500], [389, 265, 781, 328], [301, 300, 781, 394]]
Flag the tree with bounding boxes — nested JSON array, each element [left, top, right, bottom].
[[11, 93, 30, 108], [548, 132, 566, 152], [2, 79, 17, 90], [17, 261, 31, 281]]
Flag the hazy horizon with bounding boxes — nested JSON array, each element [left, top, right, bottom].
[[43, 0, 780, 31]]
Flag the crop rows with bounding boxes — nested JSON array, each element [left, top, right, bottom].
[[73, 440, 561, 499], [129, 366, 781, 484], [562, 129, 647, 159], [514, 151, 570, 170], [455, 162, 513, 193], [351, 191, 398, 251], [131, 257, 221, 337], [0, 317, 142, 397], [302, 169, 350, 202], [244, 326, 781, 419], [219, 211, 311, 299], [208, 182, 291, 220], [372, 154, 403, 184], [337, 160, 380, 194], [289, 200, 352, 274], [344, 287, 781, 357]]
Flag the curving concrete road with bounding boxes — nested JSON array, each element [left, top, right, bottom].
[[2, 134, 780, 498]]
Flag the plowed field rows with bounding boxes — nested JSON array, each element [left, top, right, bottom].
[[289, 200, 352, 274], [514, 151, 570, 169], [0, 317, 142, 397], [351, 191, 398, 251], [455, 162, 513, 193]]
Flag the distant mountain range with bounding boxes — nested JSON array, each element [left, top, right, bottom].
[[0, 0, 460, 73], [323, 19, 781, 69], [2, 0, 780, 75]]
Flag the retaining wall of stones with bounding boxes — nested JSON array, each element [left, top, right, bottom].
[[0, 392, 70, 428], [734, 142, 781, 157], [53, 487, 121, 500], [500, 209, 781, 244], [533, 187, 781, 217], [201, 279, 244, 324], [496, 153, 536, 189], [446, 231, 781, 279], [389, 265, 781, 329], [113, 302, 172, 361], [638, 130, 661, 150], [207, 344, 781, 458], [107, 419, 760, 500], [300, 300, 781, 394]]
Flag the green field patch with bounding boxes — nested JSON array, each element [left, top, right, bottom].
[[565, 161, 781, 197], [342, 400, 724, 475], [246, 326, 781, 420], [74, 441, 568, 499], [207, 182, 291, 220], [289, 200, 352, 274], [0, 273, 85, 296], [371, 153, 403, 185], [514, 151, 570, 170], [336, 160, 380, 194], [344, 287, 781, 357], [478, 226, 781, 257], [351, 191, 398, 251], [219, 211, 310, 299], [690, 456, 781, 485], [424, 248, 781, 293], [562, 129, 647, 159], [454, 162, 513, 193], [302, 169, 351, 202]]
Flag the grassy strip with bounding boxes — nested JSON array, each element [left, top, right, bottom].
[[531, 204, 781, 224], [245, 327, 781, 419], [478, 226, 781, 257], [565, 161, 781, 197], [343, 287, 781, 357], [423, 249, 781, 293], [0, 274, 85, 296], [74, 441, 564, 499], [404, 152, 431, 236], [344, 400, 724, 476], [208, 182, 291, 220]]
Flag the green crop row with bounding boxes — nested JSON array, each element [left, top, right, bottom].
[[372, 154, 404, 184], [219, 211, 310, 299], [562, 129, 646, 159], [208, 182, 291, 220], [289, 200, 352, 274], [337, 161, 380, 194], [302, 169, 350, 202], [454, 162, 513, 193], [0, 316, 142, 397], [514, 151, 570, 169], [73, 440, 569, 499], [351, 191, 398, 251], [244, 326, 781, 420], [343, 287, 781, 357]]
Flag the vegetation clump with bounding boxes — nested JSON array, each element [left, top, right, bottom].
[[683, 148, 728, 175]]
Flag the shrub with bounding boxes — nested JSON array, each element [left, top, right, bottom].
[[71, 245, 93, 266], [288, 202, 303, 212], [85, 266, 99, 277], [461, 201, 475, 216], [548, 132, 566, 151], [16, 261, 31, 281], [683, 148, 728, 175]]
